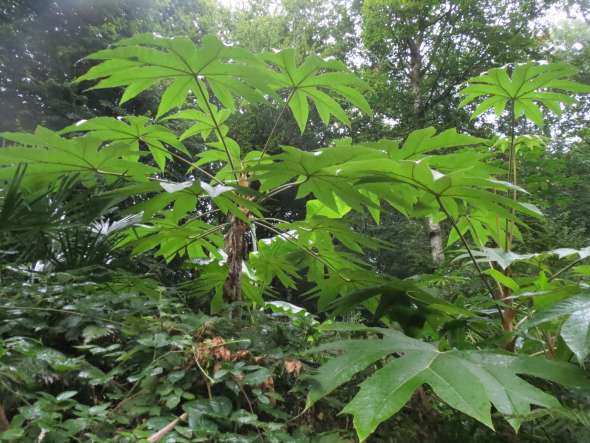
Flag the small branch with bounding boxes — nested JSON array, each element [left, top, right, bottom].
[[147, 412, 188, 443], [185, 208, 221, 223], [192, 346, 215, 385], [549, 256, 588, 281], [111, 389, 147, 413], [238, 384, 264, 441], [193, 355, 213, 400], [259, 181, 299, 204]]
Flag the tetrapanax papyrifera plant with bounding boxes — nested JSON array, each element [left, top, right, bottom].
[[1, 35, 590, 442], [457, 63, 590, 340]]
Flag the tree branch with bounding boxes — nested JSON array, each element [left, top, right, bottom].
[[147, 412, 188, 442]]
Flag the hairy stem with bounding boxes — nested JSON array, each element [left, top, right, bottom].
[[0, 403, 9, 432]]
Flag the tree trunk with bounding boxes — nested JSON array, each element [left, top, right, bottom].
[[408, 36, 445, 266], [0, 403, 9, 433], [426, 217, 445, 266], [222, 214, 248, 303], [222, 174, 250, 303]]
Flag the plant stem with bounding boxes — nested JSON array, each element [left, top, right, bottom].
[[505, 99, 517, 252], [193, 79, 239, 181], [0, 403, 9, 432], [259, 181, 299, 203], [435, 196, 503, 317], [549, 256, 588, 281], [257, 89, 294, 165]]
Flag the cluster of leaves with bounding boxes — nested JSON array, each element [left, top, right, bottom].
[[0, 268, 343, 442]]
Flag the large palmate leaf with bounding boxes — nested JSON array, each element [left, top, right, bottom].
[[77, 33, 275, 117], [447, 208, 524, 249], [523, 294, 590, 364], [388, 127, 487, 160], [61, 116, 187, 171], [325, 280, 474, 322], [253, 128, 538, 225], [307, 329, 590, 441], [262, 49, 372, 132], [0, 126, 155, 188], [460, 62, 590, 127], [254, 143, 388, 213]]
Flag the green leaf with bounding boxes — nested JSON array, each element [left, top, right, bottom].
[[56, 390, 78, 401], [523, 294, 590, 364], [545, 79, 590, 93], [262, 50, 370, 132], [519, 99, 545, 128], [290, 90, 310, 134], [471, 96, 506, 120], [307, 331, 586, 441], [461, 62, 590, 126], [79, 33, 276, 115], [82, 325, 114, 344], [484, 268, 520, 292], [156, 77, 193, 118], [343, 352, 434, 440], [0, 428, 25, 440], [305, 338, 422, 408], [0, 127, 156, 187], [60, 116, 188, 169], [392, 127, 487, 160]]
